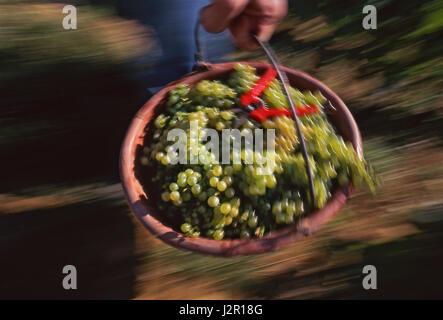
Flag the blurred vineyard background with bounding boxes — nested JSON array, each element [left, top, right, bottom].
[[1, 0, 443, 299]]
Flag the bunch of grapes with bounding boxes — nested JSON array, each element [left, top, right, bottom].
[[189, 80, 237, 109], [139, 64, 376, 240]]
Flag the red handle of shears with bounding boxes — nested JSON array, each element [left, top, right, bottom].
[[240, 67, 320, 122], [249, 104, 319, 122], [241, 67, 277, 106], [249, 107, 291, 122]]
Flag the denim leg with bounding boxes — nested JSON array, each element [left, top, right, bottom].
[[116, 0, 233, 91]]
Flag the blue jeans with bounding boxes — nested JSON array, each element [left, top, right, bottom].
[[117, 0, 233, 91]]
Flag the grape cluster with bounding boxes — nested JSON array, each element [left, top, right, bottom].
[[190, 80, 237, 109], [139, 64, 376, 240]]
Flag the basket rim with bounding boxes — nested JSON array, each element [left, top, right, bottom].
[[120, 61, 362, 256]]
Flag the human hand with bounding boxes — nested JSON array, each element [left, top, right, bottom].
[[200, 0, 287, 51]]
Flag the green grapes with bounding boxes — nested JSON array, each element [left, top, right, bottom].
[[140, 64, 376, 241], [208, 196, 220, 208]]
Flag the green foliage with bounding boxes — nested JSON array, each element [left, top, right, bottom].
[[0, 2, 152, 82], [406, 0, 443, 38]]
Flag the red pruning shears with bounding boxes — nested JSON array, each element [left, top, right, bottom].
[[232, 67, 319, 127]]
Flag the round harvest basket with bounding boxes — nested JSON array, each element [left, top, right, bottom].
[[120, 61, 362, 256]]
